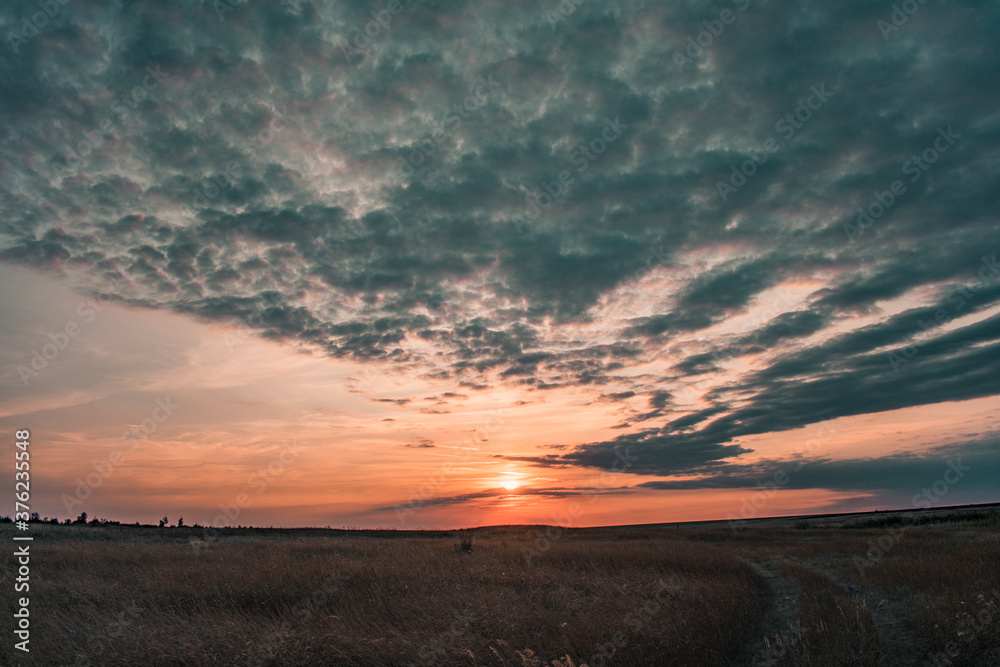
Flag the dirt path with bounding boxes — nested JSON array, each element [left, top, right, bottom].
[[739, 555, 921, 666], [789, 556, 923, 666], [738, 558, 804, 666]]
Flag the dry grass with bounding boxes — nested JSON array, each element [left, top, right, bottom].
[[778, 561, 883, 666], [2, 524, 765, 666], [728, 509, 1000, 666], [843, 526, 1000, 666], [2, 509, 997, 666]]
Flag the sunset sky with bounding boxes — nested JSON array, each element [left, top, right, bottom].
[[1, 0, 998, 529]]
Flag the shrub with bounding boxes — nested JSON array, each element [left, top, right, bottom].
[[455, 530, 474, 553]]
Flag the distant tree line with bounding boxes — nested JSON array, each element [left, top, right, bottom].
[[0, 512, 195, 528]]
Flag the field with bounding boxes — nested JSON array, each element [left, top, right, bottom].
[[3, 505, 998, 666]]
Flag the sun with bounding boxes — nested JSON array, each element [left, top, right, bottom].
[[500, 479, 521, 491]]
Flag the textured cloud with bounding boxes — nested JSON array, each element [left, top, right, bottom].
[[2, 0, 999, 485], [636, 439, 1000, 497]]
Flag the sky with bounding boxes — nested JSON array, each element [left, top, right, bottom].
[[1, 0, 999, 529]]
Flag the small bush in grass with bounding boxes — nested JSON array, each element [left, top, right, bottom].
[[455, 530, 473, 553]]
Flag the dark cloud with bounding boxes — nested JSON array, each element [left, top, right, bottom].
[[742, 310, 829, 348], [372, 484, 633, 512], [637, 439, 1000, 500], [499, 427, 750, 477], [372, 398, 411, 406], [597, 391, 636, 402]]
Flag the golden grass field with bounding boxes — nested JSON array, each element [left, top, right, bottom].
[[2, 506, 998, 666]]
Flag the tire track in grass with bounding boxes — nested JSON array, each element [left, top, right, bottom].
[[739, 558, 804, 666], [789, 555, 922, 666], [778, 559, 882, 665]]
